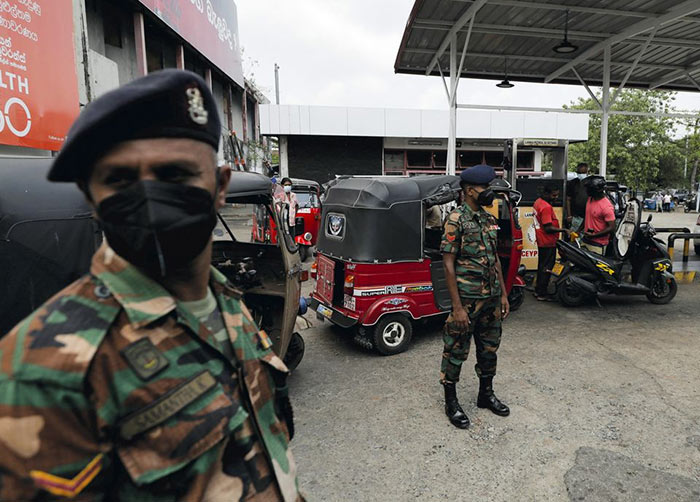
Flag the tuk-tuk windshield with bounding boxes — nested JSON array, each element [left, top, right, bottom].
[[295, 191, 320, 208], [215, 203, 276, 244]]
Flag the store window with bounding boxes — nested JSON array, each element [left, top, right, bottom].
[[406, 150, 432, 168], [458, 150, 483, 168], [384, 150, 405, 173]]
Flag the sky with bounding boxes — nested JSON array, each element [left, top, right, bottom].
[[237, 0, 700, 114]]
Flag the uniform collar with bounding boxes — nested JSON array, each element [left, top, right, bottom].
[[460, 202, 487, 219], [90, 243, 232, 329]]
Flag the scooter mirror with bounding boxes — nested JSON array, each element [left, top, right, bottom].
[[647, 214, 653, 223]]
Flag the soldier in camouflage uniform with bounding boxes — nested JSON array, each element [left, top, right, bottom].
[[440, 165, 510, 429], [0, 70, 303, 500]]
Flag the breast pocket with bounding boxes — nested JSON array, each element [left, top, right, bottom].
[[461, 227, 487, 258], [116, 370, 249, 486]]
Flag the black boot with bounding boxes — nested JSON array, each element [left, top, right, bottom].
[[443, 382, 470, 429], [477, 376, 510, 416]]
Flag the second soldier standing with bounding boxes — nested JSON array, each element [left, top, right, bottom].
[[440, 164, 510, 429]]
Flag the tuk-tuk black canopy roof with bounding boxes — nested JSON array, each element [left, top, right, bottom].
[[317, 175, 462, 263], [225, 171, 273, 202], [0, 157, 100, 335], [0, 157, 92, 231], [322, 175, 461, 210]]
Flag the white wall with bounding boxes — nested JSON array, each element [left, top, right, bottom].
[[261, 105, 589, 142]]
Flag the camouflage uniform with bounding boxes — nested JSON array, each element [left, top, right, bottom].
[[0, 244, 302, 501], [440, 203, 502, 384]]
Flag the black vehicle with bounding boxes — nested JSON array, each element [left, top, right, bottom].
[[0, 157, 102, 336], [684, 193, 697, 213], [551, 199, 677, 306], [212, 171, 307, 369]]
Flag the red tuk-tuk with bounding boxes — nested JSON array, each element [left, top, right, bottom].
[[308, 175, 524, 355], [290, 178, 322, 261], [253, 178, 322, 261]]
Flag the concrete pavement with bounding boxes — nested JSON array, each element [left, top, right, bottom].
[[288, 284, 700, 501]]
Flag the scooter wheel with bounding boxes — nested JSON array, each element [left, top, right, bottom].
[[646, 275, 677, 305], [373, 314, 413, 356], [556, 277, 590, 307]]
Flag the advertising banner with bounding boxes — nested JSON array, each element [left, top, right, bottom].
[[0, 0, 79, 151], [137, 0, 243, 87]]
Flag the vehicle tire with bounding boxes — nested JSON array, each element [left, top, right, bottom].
[[373, 314, 413, 356], [695, 244, 700, 255], [298, 246, 308, 262], [508, 287, 524, 312], [556, 275, 590, 307], [283, 332, 305, 371], [646, 275, 677, 305]]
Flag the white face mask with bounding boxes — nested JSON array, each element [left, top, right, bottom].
[[283, 185, 292, 193], [577, 173, 588, 180]]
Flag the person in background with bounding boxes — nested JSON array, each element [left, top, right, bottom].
[[533, 186, 570, 300], [425, 204, 443, 229], [655, 192, 663, 213], [280, 177, 299, 232], [663, 192, 672, 212], [582, 176, 616, 255], [566, 162, 590, 232]]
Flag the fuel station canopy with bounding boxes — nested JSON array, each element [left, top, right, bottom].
[[394, 0, 700, 177]]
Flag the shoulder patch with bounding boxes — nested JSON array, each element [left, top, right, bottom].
[[3, 275, 121, 388]]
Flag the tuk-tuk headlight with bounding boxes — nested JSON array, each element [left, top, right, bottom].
[[304, 232, 313, 241]]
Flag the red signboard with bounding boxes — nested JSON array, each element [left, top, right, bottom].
[[137, 0, 244, 87], [0, 1, 80, 151]]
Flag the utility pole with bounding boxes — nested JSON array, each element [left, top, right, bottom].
[[684, 135, 689, 179], [274, 63, 280, 105]]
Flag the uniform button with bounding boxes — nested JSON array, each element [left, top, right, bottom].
[[94, 285, 112, 299]]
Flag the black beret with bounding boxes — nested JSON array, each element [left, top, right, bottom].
[[49, 69, 221, 182], [460, 164, 496, 185]]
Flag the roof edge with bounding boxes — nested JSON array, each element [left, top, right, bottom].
[[394, 0, 426, 74]]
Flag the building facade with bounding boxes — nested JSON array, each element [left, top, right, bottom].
[[0, 0, 267, 170], [260, 105, 589, 184]]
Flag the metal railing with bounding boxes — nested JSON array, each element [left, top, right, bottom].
[[667, 232, 700, 263]]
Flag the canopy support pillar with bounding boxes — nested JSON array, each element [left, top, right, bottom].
[[447, 35, 458, 176], [600, 46, 611, 178]]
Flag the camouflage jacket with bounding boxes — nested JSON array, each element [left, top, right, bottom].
[[0, 244, 301, 501], [440, 203, 501, 299]]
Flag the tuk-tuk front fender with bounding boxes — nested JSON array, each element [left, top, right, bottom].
[[359, 296, 418, 326]]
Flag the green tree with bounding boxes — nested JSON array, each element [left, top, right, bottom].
[[566, 90, 681, 191]]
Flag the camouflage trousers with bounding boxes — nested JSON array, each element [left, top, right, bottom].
[[440, 296, 502, 383]]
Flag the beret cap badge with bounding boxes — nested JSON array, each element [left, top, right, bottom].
[[186, 86, 208, 125]]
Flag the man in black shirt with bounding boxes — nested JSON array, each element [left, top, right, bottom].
[[566, 162, 590, 232]]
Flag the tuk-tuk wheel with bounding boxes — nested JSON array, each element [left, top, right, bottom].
[[283, 332, 305, 372], [373, 314, 413, 356], [507, 287, 524, 312], [298, 245, 308, 262]]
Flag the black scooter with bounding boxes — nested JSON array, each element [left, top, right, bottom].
[[551, 215, 677, 306]]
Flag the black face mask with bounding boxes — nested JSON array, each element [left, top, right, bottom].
[[474, 188, 496, 207], [96, 180, 217, 276]]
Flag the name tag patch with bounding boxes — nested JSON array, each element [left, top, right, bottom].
[[119, 371, 217, 441]]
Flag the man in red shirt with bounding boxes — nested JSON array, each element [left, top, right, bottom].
[[582, 176, 616, 255], [533, 186, 569, 300]]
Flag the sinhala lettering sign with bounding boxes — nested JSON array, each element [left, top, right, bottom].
[[0, 0, 79, 151], [137, 0, 243, 87]]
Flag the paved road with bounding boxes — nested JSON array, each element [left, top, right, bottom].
[[288, 284, 700, 501]]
